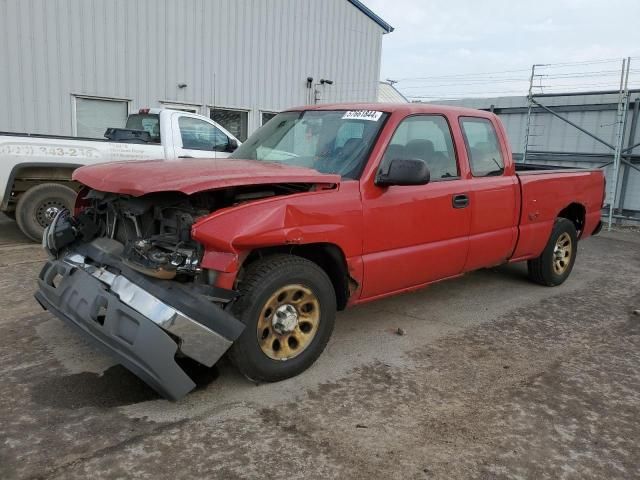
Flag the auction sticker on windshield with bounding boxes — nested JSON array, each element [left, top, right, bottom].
[[342, 110, 383, 121]]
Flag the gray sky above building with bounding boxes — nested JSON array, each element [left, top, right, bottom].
[[365, 0, 640, 100]]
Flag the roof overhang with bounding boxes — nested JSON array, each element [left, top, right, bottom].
[[347, 0, 394, 33]]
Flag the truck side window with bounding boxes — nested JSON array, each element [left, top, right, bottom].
[[380, 115, 458, 180], [179, 117, 230, 151], [460, 117, 504, 177]]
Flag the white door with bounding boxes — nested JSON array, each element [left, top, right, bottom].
[[173, 114, 237, 159]]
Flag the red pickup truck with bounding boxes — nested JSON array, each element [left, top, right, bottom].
[[35, 104, 605, 400]]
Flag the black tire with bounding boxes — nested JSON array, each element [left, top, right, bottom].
[[527, 218, 578, 286], [229, 254, 337, 383], [15, 183, 77, 242]]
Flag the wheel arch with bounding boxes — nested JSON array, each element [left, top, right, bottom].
[[557, 202, 586, 237], [2, 162, 82, 210], [240, 243, 353, 310]]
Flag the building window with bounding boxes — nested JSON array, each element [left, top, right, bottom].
[[210, 107, 249, 141], [75, 96, 129, 138], [261, 111, 278, 126]]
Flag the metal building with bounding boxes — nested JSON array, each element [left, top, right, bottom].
[[0, 0, 392, 141], [378, 81, 408, 103], [433, 93, 640, 221]]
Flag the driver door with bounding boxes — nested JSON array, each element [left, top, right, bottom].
[[173, 114, 237, 158], [360, 114, 471, 298]]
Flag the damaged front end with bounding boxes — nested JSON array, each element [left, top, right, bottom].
[[35, 189, 254, 400]]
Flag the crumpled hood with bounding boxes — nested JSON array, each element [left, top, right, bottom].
[[72, 158, 341, 196]]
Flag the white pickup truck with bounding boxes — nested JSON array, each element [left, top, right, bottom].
[[0, 108, 240, 240]]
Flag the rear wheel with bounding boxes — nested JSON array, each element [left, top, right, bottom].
[[527, 218, 578, 286], [229, 254, 336, 383], [15, 183, 77, 242]]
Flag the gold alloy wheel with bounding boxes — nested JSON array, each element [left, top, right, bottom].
[[257, 284, 321, 361], [553, 232, 573, 274]]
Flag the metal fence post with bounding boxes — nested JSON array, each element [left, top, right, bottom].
[[607, 58, 631, 230]]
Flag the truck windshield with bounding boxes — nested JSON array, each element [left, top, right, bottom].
[[230, 110, 389, 179], [125, 114, 161, 143]]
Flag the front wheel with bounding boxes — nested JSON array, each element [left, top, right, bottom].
[[527, 218, 578, 286], [229, 254, 336, 383]]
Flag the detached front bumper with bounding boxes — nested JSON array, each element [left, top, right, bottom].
[[35, 243, 244, 400]]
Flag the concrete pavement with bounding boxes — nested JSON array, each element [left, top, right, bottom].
[[1, 214, 639, 479]]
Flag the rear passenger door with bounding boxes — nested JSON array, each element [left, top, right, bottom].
[[459, 117, 519, 271], [360, 114, 471, 298]]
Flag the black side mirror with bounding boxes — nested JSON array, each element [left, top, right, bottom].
[[226, 138, 239, 152], [375, 158, 430, 187]]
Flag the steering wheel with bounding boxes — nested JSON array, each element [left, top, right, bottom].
[[312, 145, 341, 173]]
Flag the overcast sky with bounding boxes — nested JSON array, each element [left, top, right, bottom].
[[364, 0, 640, 100]]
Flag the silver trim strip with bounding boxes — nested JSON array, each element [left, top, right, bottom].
[[63, 254, 230, 366]]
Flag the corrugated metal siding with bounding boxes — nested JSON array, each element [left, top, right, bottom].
[[378, 82, 408, 103], [0, 0, 385, 136], [499, 109, 622, 154]]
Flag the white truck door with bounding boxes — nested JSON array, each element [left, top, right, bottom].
[[170, 112, 239, 159]]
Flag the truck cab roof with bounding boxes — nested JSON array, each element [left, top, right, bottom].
[[287, 102, 497, 119]]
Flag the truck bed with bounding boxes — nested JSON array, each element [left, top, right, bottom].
[[0, 131, 110, 142], [511, 166, 604, 261], [515, 162, 583, 173], [1, 129, 156, 144]]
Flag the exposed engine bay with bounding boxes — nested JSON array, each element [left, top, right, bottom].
[[44, 183, 315, 282]]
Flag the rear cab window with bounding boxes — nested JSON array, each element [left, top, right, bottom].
[[459, 117, 504, 177], [125, 114, 161, 143]]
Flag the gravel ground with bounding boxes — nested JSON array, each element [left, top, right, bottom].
[[1, 214, 639, 480]]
